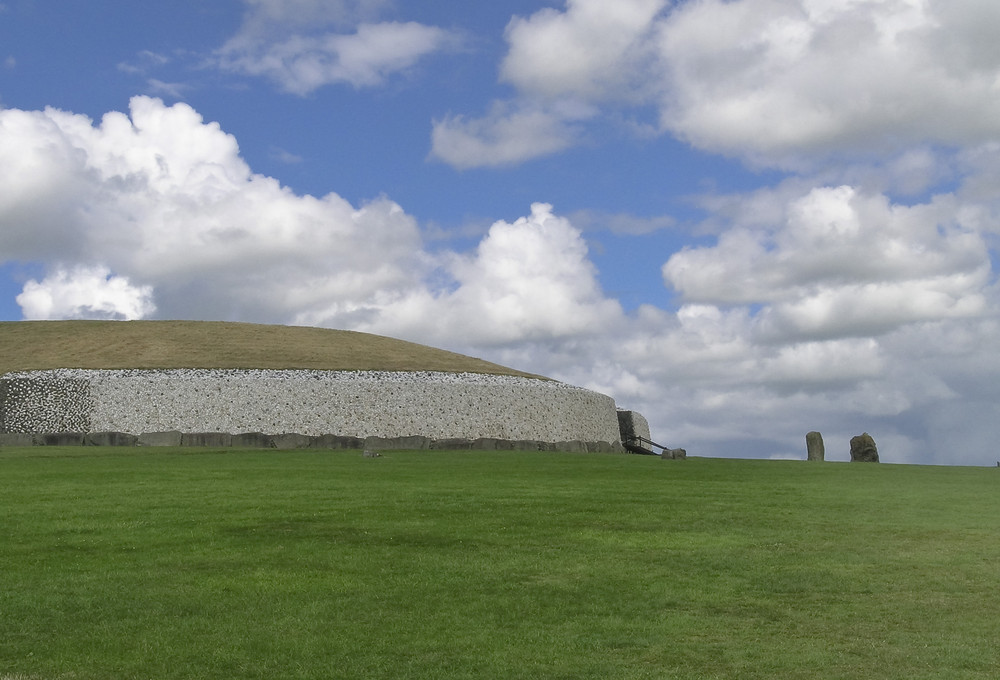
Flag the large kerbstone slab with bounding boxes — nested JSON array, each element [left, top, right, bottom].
[[137, 431, 182, 447], [85, 431, 139, 447]]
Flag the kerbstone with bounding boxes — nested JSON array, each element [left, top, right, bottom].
[[181, 432, 233, 447], [232, 432, 276, 449], [85, 431, 139, 447], [0, 433, 35, 447], [37, 432, 84, 446], [271, 433, 315, 450], [310, 434, 364, 450], [138, 431, 182, 447]]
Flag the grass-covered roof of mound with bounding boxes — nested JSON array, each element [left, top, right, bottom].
[[0, 320, 543, 378]]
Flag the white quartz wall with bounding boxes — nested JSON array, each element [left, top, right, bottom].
[[1, 369, 621, 444]]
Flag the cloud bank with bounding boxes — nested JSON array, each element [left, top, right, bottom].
[[431, 0, 1000, 169], [216, 0, 459, 93], [1, 93, 999, 465]]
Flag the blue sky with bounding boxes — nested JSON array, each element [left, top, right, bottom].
[[2, 0, 1000, 465]]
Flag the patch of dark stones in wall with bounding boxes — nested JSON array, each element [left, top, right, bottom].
[[0, 378, 93, 434]]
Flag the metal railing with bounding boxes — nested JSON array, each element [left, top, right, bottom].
[[622, 434, 669, 456]]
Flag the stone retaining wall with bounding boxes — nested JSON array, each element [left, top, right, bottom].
[[0, 369, 623, 447], [617, 410, 651, 443]]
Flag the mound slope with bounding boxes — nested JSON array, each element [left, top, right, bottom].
[[0, 320, 541, 378]]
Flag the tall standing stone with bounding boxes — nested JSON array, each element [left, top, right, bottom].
[[806, 431, 825, 461], [850, 432, 879, 462]]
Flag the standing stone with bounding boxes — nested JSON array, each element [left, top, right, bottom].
[[806, 431, 825, 461], [850, 432, 879, 462]]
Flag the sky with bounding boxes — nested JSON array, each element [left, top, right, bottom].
[[2, 0, 1000, 465]]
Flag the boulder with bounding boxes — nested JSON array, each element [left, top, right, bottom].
[[0, 433, 36, 447], [310, 434, 364, 450], [850, 432, 879, 462], [806, 431, 825, 461], [270, 433, 315, 450], [36, 432, 85, 446], [586, 441, 621, 454], [662, 448, 687, 460], [180, 432, 233, 447], [138, 431, 183, 447], [364, 435, 430, 451], [557, 440, 589, 453], [85, 431, 139, 447], [429, 437, 475, 450], [232, 432, 276, 449]]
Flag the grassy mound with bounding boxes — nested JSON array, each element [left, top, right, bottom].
[[0, 320, 541, 377]]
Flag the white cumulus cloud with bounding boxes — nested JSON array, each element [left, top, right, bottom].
[[17, 266, 155, 320], [388, 203, 625, 345], [436, 0, 1000, 168], [664, 185, 992, 340], [500, 0, 666, 102], [0, 97, 427, 323], [216, 0, 458, 94], [657, 0, 1000, 163], [430, 102, 586, 169]]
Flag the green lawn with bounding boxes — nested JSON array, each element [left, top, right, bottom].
[[1, 449, 997, 679]]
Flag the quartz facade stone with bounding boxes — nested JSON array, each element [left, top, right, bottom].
[[617, 410, 651, 443], [0, 369, 622, 445]]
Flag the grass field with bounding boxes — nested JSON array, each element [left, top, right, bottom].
[[1, 449, 997, 679]]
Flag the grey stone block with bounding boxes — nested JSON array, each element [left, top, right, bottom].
[[0, 433, 36, 447], [270, 433, 315, 450], [430, 438, 475, 450], [556, 440, 589, 453], [511, 440, 545, 451], [138, 431, 183, 447], [587, 441, 621, 454], [232, 432, 275, 449], [364, 435, 430, 451], [36, 432, 85, 446], [310, 434, 364, 450], [180, 432, 233, 447], [85, 431, 139, 447]]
